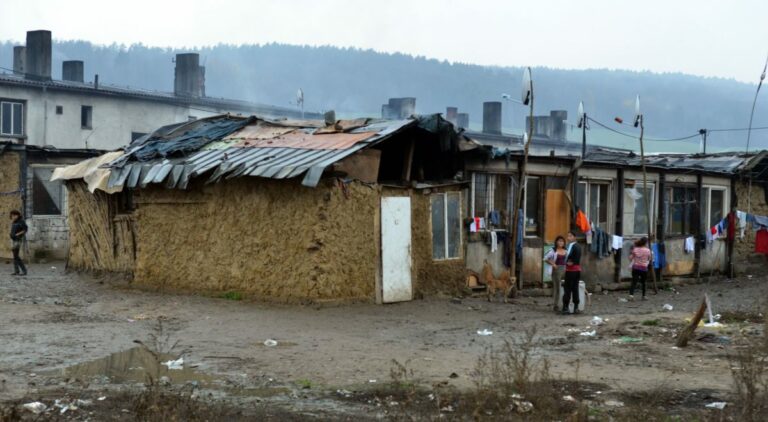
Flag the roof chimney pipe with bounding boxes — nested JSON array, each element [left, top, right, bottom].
[[25, 30, 52, 81], [174, 53, 204, 98], [457, 113, 469, 129], [13, 46, 26, 76], [482, 101, 502, 135], [62, 60, 84, 83], [445, 107, 458, 125]]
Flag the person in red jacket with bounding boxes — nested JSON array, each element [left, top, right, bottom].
[[562, 231, 582, 315]]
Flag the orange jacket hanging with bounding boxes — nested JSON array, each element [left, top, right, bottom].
[[575, 209, 590, 233]]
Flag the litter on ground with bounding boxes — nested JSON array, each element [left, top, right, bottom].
[[264, 339, 278, 347], [22, 402, 47, 414], [663, 304, 674, 311], [477, 329, 493, 336], [161, 357, 184, 370], [580, 330, 597, 337], [705, 402, 727, 410], [590, 316, 605, 326], [613, 336, 643, 344]]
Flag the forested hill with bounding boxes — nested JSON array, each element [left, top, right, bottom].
[[1, 40, 766, 150]]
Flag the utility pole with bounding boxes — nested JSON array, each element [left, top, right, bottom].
[[745, 54, 767, 217], [634, 96, 659, 294], [578, 101, 587, 158], [510, 67, 534, 293], [699, 129, 707, 154]]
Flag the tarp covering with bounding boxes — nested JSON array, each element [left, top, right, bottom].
[[51, 151, 125, 193]]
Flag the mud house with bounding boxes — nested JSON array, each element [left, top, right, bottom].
[[0, 29, 319, 260], [463, 130, 768, 290], [55, 112, 478, 303]]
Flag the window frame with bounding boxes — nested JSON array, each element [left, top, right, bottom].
[[576, 179, 613, 232], [523, 175, 541, 237], [431, 191, 463, 261], [702, 186, 728, 230], [664, 185, 698, 237], [470, 172, 515, 230], [81, 105, 93, 129], [30, 165, 65, 217], [625, 182, 656, 237], [0, 100, 25, 136]]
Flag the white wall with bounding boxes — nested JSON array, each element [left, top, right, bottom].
[[0, 84, 226, 150]]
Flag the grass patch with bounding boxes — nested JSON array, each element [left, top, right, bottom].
[[719, 310, 764, 324], [642, 319, 660, 326], [221, 291, 244, 301], [296, 379, 312, 389]]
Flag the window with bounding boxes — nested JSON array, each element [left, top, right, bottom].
[[702, 187, 727, 230], [665, 186, 697, 236], [471, 173, 514, 229], [432, 192, 461, 259], [32, 167, 63, 216], [623, 182, 655, 236], [576, 181, 610, 230], [524, 177, 540, 235], [1, 101, 24, 136], [81, 105, 93, 129], [55, 105, 63, 115], [131, 132, 148, 142]]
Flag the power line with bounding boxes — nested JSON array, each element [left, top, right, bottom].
[[587, 117, 701, 142]]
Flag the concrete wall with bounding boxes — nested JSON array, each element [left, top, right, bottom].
[[0, 84, 221, 150]]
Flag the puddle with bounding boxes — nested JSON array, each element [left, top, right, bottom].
[[46, 347, 213, 385]]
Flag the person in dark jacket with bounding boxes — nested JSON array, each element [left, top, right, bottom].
[[562, 230, 582, 315], [9, 210, 27, 276]]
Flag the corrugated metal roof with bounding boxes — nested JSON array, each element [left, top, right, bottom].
[[103, 115, 417, 190]]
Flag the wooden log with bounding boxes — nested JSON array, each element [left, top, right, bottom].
[[676, 296, 708, 347]]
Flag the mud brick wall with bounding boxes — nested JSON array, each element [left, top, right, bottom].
[[66, 181, 136, 273], [734, 181, 768, 272], [408, 187, 466, 297], [0, 152, 23, 259], [133, 178, 379, 303]]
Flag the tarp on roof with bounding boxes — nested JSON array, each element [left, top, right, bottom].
[[51, 151, 125, 193]]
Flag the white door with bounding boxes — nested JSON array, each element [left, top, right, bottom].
[[381, 196, 412, 303]]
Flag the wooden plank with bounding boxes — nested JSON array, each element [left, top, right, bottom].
[[545, 189, 570, 242]]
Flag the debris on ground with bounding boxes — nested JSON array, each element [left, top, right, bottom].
[[663, 304, 674, 311], [705, 401, 727, 409], [162, 357, 184, 369], [476, 329, 493, 336], [264, 339, 278, 347], [618, 298, 628, 303], [510, 395, 534, 413], [562, 395, 576, 402], [613, 336, 643, 344], [22, 402, 47, 414], [580, 330, 597, 337], [697, 333, 731, 344], [590, 316, 605, 326], [604, 399, 625, 407]]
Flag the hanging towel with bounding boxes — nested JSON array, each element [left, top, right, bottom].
[[753, 214, 768, 230], [612, 235, 623, 251], [737, 210, 747, 239], [756, 229, 768, 254], [651, 242, 666, 269], [470, 217, 480, 233], [490, 231, 498, 253], [575, 209, 590, 233], [479, 217, 487, 230], [684, 236, 695, 254]]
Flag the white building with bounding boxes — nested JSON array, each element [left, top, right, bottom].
[[0, 30, 317, 260]]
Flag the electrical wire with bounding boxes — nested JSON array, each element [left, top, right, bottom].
[[587, 117, 701, 142]]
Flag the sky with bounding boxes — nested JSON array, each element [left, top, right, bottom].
[[0, 0, 766, 84]]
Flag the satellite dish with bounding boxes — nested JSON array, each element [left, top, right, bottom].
[[633, 95, 641, 127], [521, 67, 532, 105], [297, 88, 304, 106], [577, 101, 585, 128]]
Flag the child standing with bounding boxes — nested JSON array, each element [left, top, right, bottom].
[[629, 237, 652, 300]]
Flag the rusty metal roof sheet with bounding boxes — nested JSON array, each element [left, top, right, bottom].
[[104, 115, 418, 189]]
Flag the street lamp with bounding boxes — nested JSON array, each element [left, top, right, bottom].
[[509, 67, 534, 292]]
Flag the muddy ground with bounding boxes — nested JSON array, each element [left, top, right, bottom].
[[0, 263, 765, 420]]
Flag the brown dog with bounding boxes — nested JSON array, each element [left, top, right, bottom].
[[482, 260, 514, 303]]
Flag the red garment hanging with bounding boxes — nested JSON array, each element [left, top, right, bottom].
[[756, 229, 768, 254]]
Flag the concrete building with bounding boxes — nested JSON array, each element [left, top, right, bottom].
[[0, 29, 320, 260]]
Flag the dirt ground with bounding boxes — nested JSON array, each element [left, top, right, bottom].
[[0, 263, 765, 420]]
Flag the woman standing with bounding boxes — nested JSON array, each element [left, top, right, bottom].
[[562, 231, 582, 315], [629, 237, 652, 300], [544, 235, 567, 313]]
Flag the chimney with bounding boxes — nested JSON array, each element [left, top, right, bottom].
[[445, 107, 458, 124], [550, 110, 568, 141], [25, 30, 52, 81], [482, 101, 502, 135], [457, 113, 469, 129], [386, 97, 416, 119], [381, 104, 393, 119], [174, 53, 204, 98], [12, 46, 26, 76], [62, 60, 84, 83]]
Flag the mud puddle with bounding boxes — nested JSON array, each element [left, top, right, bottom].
[[44, 346, 213, 385]]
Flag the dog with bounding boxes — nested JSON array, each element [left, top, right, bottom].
[[482, 260, 514, 303]]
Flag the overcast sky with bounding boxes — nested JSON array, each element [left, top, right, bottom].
[[1, 0, 766, 83]]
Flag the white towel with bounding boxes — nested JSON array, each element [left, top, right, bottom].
[[737, 210, 747, 239], [611, 235, 623, 250], [684, 236, 695, 253], [490, 231, 498, 253]]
